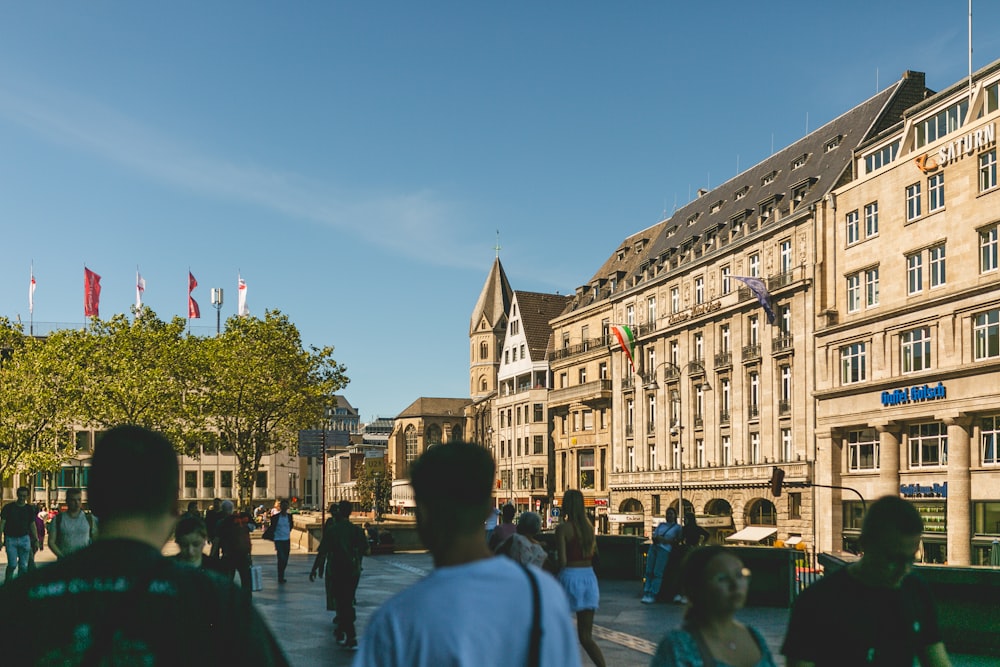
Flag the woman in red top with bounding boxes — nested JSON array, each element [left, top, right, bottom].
[[556, 489, 606, 667]]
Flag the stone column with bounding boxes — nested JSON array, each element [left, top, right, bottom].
[[875, 423, 901, 499], [814, 429, 836, 552], [945, 416, 972, 566]]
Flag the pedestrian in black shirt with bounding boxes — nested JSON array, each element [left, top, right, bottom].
[[1, 486, 39, 581]]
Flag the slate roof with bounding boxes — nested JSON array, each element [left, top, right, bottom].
[[396, 397, 472, 419], [514, 290, 573, 361], [469, 257, 513, 336], [557, 70, 930, 316]]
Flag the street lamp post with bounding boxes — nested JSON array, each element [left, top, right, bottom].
[[210, 288, 224, 337]]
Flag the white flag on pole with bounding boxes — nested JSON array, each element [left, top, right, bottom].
[[136, 268, 146, 311], [29, 267, 36, 314], [238, 274, 249, 316]]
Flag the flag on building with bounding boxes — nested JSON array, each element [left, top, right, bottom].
[[188, 271, 200, 319], [237, 274, 249, 317], [136, 268, 146, 312], [611, 324, 636, 373], [732, 276, 775, 324], [29, 268, 36, 315], [84, 267, 101, 318]]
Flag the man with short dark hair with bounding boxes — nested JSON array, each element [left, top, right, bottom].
[[210, 499, 254, 596], [0, 425, 288, 665], [353, 442, 580, 666], [312, 499, 367, 650], [783, 495, 951, 667], [1, 486, 39, 581], [204, 497, 223, 545], [49, 487, 97, 559]]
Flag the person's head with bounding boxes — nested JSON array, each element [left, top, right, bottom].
[[338, 499, 353, 519], [501, 503, 516, 523], [220, 500, 235, 516], [363, 522, 371, 529], [328, 502, 338, 518], [89, 425, 178, 523], [65, 488, 83, 513], [212, 498, 221, 510], [680, 546, 751, 623], [280, 498, 290, 512], [561, 489, 585, 519], [174, 516, 208, 565], [859, 495, 924, 588], [684, 512, 697, 526], [186, 501, 199, 514], [409, 442, 495, 552], [666, 507, 678, 522], [516, 511, 542, 537], [15, 487, 29, 503]]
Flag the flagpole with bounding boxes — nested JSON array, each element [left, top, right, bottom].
[[29, 262, 34, 336]]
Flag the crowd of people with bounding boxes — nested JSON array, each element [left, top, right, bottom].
[[0, 431, 955, 667]]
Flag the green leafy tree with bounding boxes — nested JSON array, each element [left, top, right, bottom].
[[202, 310, 348, 508], [66, 311, 207, 454], [0, 320, 78, 481], [354, 458, 394, 522]]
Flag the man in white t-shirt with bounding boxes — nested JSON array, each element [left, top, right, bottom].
[[48, 487, 97, 559], [353, 442, 580, 667]]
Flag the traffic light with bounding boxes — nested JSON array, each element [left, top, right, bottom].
[[770, 467, 785, 496]]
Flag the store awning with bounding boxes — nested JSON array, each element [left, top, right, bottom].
[[725, 526, 778, 543]]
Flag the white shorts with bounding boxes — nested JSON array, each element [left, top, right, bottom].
[[558, 566, 600, 612]]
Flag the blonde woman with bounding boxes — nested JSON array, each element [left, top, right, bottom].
[[556, 489, 607, 667]]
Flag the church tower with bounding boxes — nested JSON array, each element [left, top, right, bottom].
[[469, 256, 512, 401]]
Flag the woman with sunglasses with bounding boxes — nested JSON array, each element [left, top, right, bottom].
[[651, 546, 776, 667]]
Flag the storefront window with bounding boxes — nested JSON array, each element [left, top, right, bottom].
[[578, 450, 595, 489], [973, 502, 1000, 536]]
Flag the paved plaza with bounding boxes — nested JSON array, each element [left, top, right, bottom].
[[6, 542, 996, 666]]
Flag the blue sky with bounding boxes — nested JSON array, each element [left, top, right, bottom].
[[2, 2, 999, 421]]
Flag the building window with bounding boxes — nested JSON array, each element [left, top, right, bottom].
[[202, 471, 215, 491], [649, 443, 657, 470], [184, 471, 196, 490], [750, 432, 761, 464], [749, 316, 759, 346], [599, 362, 608, 380], [533, 403, 543, 422], [695, 277, 705, 305], [626, 398, 634, 433], [840, 342, 867, 384], [722, 435, 732, 467], [671, 441, 681, 470], [721, 325, 731, 353], [578, 450, 595, 489], [479, 341, 488, 359], [721, 266, 731, 294], [779, 240, 792, 274], [780, 428, 792, 462], [696, 438, 705, 468], [906, 183, 922, 221], [846, 210, 859, 245], [221, 471, 233, 490], [694, 333, 704, 361], [533, 435, 543, 455], [627, 446, 635, 472], [583, 410, 594, 431], [671, 287, 680, 313], [907, 252, 923, 294], [974, 309, 1000, 360], [848, 429, 879, 471], [846, 274, 861, 313], [928, 173, 945, 212], [982, 416, 1000, 465], [901, 327, 932, 373], [789, 492, 802, 519], [865, 268, 879, 307], [749, 253, 760, 277], [405, 426, 418, 465], [981, 225, 999, 273], [980, 149, 997, 192], [647, 297, 657, 326], [928, 244, 946, 288], [721, 378, 731, 415], [914, 99, 968, 148], [864, 141, 899, 173], [909, 423, 947, 468], [864, 201, 879, 237], [748, 372, 760, 413], [648, 394, 656, 433], [256, 471, 268, 489], [780, 365, 792, 404], [626, 305, 635, 326]]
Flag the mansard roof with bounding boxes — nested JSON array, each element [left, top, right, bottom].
[[396, 397, 472, 419], [470, 257, 513, 336], [513, 290, 573, 360]]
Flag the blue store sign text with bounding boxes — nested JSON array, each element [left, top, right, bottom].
[[881, 382, 946, 407], [900, 482, 947, 498]]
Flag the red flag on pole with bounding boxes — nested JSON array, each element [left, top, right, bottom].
[[84, 267, 101, 317], [188, 271, 201, 319]]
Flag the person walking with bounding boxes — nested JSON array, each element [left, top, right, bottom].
[[353, 442, 580, 667], [1, 486, 40, 582], [311, 499, 367, 650], [270, 498, 294, 583], [48, 487, 97, 560], [0, 425, 288, 665], [495, 510, 550, 570], [642, 507, 682, 604], [651, 546, 776, 667], [488, 503, 517, 551], [666, 512, 710, 603], [204, 497, 223, 546], [556, 488, 606, 667], [210, 499, 254, 596]]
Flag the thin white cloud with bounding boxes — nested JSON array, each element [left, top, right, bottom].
[[0, 80, 485, 270]]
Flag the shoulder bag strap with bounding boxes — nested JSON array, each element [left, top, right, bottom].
[[521, 564, 542, 667]]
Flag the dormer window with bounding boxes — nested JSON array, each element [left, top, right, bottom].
[[667, 224, 679, 237], [710, 200, 724, 214], [734, 186, 750, 201], [791, 153, 809, 170], [686, 213, 700, 226], [617, 250, 626, 261], [762, 170, 778, 186], [824, 135, 842, 152]]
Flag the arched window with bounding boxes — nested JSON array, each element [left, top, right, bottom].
[[705, 498, 732, 518], [480, 341, 489, 359], [426, 424, 442, 446], [451, 425, 463, 442], [480, 377, 488, 392], [405, 426, 418, 465], [619, 498, 643, 513], [746, 498, 777, 525]]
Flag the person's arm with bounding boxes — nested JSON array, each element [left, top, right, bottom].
[[48, 516, 63, 558], [918, 641, 952, 667], [0, 516, 6, 547], [556, 524, 567, 568], [29, 519, 39, 552]]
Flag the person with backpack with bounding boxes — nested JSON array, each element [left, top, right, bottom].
[[310, 499, 367, 651], [48, 487, 96, 559]]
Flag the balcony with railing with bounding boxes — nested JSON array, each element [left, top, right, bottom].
[[719, 410, 730, 424], [625, 423, 634, 438], [742, 344, 761, 362], [548, 379, 613, 405], [694, 414, 704, 428], [610, 460, 811, 489], [647, 421, 657, 435], [772, 334, 794, 356], [550, 336, 611, 362], [622, 375, 635, 391], [747, 404, 760, 419], [768, 270, 794, 291], [778, 400, 791, 416], [715, 351, 732, 368]]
